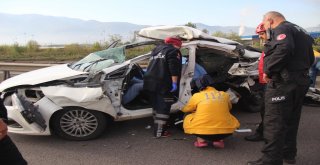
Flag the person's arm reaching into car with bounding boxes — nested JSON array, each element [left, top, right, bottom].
[[0, 119, 8, 140], [181, 93, 200, 113], [170, 76, 178, 92], [167, 49, 182, 92]]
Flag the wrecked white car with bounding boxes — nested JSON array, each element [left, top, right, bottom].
[[0, 26, 265, 140]]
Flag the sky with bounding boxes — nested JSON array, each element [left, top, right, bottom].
[[1, 0, 320, 28]]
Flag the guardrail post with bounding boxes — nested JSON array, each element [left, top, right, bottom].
[[3, 70, 11, 80]]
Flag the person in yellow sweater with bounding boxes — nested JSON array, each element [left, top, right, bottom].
[[181, 75, 240, 148]]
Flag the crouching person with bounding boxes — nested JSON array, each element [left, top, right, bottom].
[[181, 75, 240, 148]]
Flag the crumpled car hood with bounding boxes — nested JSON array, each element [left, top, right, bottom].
[[0, 64, 86, 92]]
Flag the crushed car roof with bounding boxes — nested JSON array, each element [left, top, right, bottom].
[[138, 25, 240, 45]]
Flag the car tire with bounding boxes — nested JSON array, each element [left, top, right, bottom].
[[303, 97, 320, 107], [233, 87, 262, 113], [52, 107, 107, 141]]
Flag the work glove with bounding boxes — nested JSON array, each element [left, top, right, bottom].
[[170, 82, 178, 92]]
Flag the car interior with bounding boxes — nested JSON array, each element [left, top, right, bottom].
[[121, 63, 151, 110], [120, 46, 240, 110]]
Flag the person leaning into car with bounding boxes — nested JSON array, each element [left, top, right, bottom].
[[181, 75, 240, 148], [0, 97, 28, 165], [244, 23, 268, 142], [247, 11, 315, 165], [143, 37, 182, 138]]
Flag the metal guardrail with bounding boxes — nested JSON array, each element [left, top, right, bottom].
[[0, 62, 57, 81], [0, 61, 148, 81]]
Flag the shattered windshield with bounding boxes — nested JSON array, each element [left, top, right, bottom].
[[69, 46, 126, 72]]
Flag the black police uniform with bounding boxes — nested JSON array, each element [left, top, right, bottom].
[[0, 98, 27, 165], [261, 21, 314, 164], [143, 43, 182, 137]]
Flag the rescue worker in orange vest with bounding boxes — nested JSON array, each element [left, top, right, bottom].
[[245, 23, 268, 142]]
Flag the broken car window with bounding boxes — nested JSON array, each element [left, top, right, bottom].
[[69, 46, 126, 72]]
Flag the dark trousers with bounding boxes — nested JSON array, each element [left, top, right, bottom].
[[147, 92, 175, 137], [0, 135, 27, 165], [256, 85, 266, 136], [261, 80, 309, 165]]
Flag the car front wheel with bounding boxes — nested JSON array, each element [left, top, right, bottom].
[[52, 107, 107, 141]]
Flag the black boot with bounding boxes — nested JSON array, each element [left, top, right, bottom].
[[283, 158, 296, 164], [153, 123, 164, 138], [247, 158, 263, 165], [244, 133, 263, 142]]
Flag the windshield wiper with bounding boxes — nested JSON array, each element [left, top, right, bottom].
[[82, 58, 109, 72], [106, 40, 119, 49], [71, 62, 84, 70]]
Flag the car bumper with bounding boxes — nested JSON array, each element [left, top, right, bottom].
[[6, 94, 62, 136], [7, 105, 51, 135]]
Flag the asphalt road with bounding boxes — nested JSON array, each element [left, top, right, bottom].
[[9, 106, 320, 165]]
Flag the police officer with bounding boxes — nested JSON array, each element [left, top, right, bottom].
[[143, 37, 182, 138], [248, 11, 315, 165], [0, 97, 28, 165]]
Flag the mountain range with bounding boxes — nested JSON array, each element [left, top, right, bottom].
[[1, 13, 319, 45]]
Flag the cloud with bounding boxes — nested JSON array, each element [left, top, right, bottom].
[[305, 0, 320, 4], [239, 6, 259, 35]]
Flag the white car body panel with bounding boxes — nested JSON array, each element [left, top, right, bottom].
[[228, 62, 259, 76], [41, 86, 103, 103], [0, 64, 86, 92], [116, 107, 152, 121], [184, 40, 260, 59], [244, 49, 262, 59], [41, 86, 116, 118], [177, 44, 196, 106], [101, 61, 130, 74]]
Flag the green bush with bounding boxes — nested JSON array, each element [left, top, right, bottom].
[[314, 37, 320, 52], [26, 40, 40, 52], [0, 43, 25, 60], [92, 42, 102, 51], [314, 37, 320, 46], [212, 31, 244, 44], [252, 42, 264, 50]]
